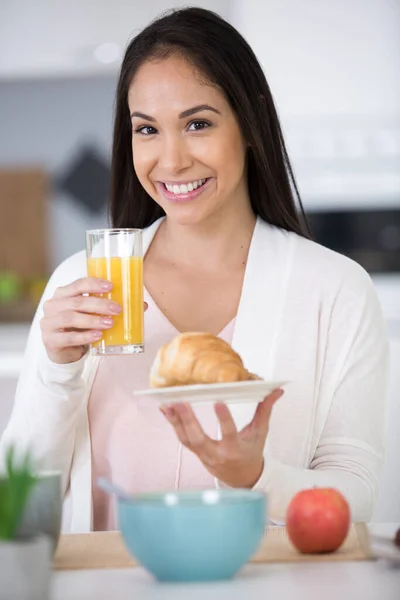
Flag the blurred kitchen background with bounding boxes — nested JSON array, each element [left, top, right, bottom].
[[0, 0, 399, 520]]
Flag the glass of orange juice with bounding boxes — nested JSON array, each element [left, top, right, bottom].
[[85, 228, 144, 355]]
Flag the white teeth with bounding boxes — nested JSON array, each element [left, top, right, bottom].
[[165, 178, 207, 195]]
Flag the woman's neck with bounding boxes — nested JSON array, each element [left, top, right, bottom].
[[155, 203, 256, 273]]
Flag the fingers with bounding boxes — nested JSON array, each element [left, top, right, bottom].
[[160, 405, 190, 446], [161, 403, 215, 456], [40, 274, 148, 361], [43, 295, 122, 318], [42, 328, 103, 352], [214, 403, 238, 440], [252, 389, 284, 437], [41, 276, 146, 363], [41, 295, 121, 353], [42, 312, 114, 334], [175, 404, 211, 450], [45, 285, 146, 319], [53, 277, 112, 299]]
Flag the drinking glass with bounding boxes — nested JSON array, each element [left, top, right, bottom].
[[86, 228, 144, 355]]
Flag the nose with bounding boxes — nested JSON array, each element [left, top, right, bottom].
[[158, 133, 193, 174]]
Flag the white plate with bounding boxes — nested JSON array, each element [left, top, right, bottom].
[[133, 379, 288, 405]]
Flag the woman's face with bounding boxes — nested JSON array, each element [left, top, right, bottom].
[[128, 54, 249, 226]]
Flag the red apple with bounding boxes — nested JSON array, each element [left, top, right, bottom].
[[286, 488, 351, 553]]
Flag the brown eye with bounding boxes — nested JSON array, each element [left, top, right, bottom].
[[187, 120, 211, 131], [135, 125, 158, 135]]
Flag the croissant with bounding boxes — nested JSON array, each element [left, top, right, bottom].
[[150, 331, 259, 388]]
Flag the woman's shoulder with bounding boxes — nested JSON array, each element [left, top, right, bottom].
[[285, 229, 377, 301], [263, 221, 375, 297], [292, 230, 365, 272]]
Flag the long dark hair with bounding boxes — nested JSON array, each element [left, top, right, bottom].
[[110, 7, 310, 237]]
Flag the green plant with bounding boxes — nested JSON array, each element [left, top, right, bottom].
[[0, 447, 38, 540]]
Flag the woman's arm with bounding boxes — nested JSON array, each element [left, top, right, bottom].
[[0, 252, 89, 495], [159, 256, 389, 522], [253, 267, 390, 523]]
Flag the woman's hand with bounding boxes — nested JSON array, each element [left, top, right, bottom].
[[161, 388, 284, 488], [40, 277, 147, 365]]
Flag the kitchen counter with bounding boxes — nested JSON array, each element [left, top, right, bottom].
[[50, 523, 400, 600], [50, 560, 400, 600]]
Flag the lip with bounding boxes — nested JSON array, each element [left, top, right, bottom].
[[155, 178, 213, 203]]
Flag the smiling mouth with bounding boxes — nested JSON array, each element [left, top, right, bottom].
[[162, 178, 208, 195]]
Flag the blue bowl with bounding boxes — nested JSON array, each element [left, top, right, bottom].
[[117, 488, 266, 582]]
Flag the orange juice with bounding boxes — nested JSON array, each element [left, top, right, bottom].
[[87, 256, 144, 348]]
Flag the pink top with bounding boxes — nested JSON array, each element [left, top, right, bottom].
[[89, 289, 236, 531]]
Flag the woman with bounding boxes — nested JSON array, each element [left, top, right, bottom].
[[0, 8, 389, 532]]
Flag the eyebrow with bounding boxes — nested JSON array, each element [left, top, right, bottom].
[[130, 104, 221, 121]]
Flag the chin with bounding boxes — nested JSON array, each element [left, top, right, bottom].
[[163, 204, 217, 227]]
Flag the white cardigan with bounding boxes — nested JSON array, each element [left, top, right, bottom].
[[0, 217, 390, 531]]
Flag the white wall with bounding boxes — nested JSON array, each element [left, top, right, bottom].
[[0, 0, 231, 79], [231, 0, 400, 118], [231, 0, 400, 207]]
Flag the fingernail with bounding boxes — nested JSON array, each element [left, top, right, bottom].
[[92, 331, 102, 339], [100, 281, 112, 290], [100, 317, 113, 327], [109, 303, 122, 314]]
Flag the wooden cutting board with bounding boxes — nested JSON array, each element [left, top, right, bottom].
[[0, 168, 48, 278], [53, 524, 373, 570]]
